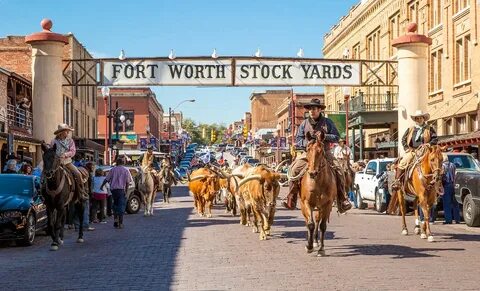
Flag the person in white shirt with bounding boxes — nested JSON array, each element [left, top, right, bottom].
[[91, 169, 110, 223], [333, 138, 351, 161]]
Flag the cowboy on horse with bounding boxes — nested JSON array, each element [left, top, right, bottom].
[[49, 123, 88, 201], [392, 110, 438, 190], [282, 98, 352, 213]]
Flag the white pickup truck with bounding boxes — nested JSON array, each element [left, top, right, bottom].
[[354, 158, 395, 213]]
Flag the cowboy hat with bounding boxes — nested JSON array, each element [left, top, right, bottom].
[[303, 98, 326, 110], [410, 110, 430, 122], [54, 123, 74, 135], [338, 138, 345, 143]]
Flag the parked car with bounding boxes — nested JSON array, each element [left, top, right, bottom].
[[447, 153, 480, 227], [226, 144, 235, 151], [99, 166, 142, 214], [354, 158, 395, 212], [0, 174, 48, 246], [246, 158, 260, 166]]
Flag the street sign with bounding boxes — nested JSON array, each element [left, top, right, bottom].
[[102, 58, 361, 87]]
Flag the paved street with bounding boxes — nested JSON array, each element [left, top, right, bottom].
[[1, 185, 479, 291]]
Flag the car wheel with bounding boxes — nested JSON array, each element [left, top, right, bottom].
[[375, 188, 386, 213], [356, 188, 367, 210], [18, 213, 36, 246], [463, 194, 480, 227], [126, 195, 141, 214]]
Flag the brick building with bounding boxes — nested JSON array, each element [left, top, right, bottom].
[[0, 34, 101, 161], [250, 90, 291, 133], [323, 0, 480, 157], [97, 87, 164, 152]]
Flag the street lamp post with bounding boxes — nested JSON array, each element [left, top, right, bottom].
[[343, 87, 350, 147], [168, 99, 195, 153], [101, 87, 110, 165]]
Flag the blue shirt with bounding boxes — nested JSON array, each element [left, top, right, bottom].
[[442, 161, 456, 185]]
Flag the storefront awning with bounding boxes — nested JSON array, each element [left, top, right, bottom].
[[438, 131, 480, 148]]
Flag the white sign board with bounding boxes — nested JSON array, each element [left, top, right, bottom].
[[102, 58, 361, 86]]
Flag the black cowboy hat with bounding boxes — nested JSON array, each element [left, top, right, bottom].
[[303, 98, 326, 110], [146, 144, 154, 150]]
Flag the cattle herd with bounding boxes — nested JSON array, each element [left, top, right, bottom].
[[187, 163, 287, 240]]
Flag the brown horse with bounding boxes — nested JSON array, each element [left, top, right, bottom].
[[394, 144, 443, 242], [300, 131, 337, 256]]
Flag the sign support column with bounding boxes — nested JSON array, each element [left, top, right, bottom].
[[392, 23, 431, 156]]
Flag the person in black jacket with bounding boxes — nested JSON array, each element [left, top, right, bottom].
[[282, 98, 352, 213]]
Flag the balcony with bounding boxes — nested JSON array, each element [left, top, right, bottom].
[[340, 92, 398, 112], [7, 103, 33, 133]]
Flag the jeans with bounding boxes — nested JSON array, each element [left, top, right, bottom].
[[111, 189, 126, 216], [73, 200, 90, 228], [443, 183, 461, 223], [348, 191, 358, 208], [419, 204, 436, 223]]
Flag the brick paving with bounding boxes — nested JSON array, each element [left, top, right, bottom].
[[1, 185, 479, 291]]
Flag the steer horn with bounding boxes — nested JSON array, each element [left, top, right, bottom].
[[275, 159, 289, 172], [210, 164, 231, 179], [189, 175, 207, 182], [235, 174, 262, 192]]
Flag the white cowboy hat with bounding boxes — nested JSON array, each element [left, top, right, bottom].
[[410, 110, 430, 122], [54, 123, 74, 135]]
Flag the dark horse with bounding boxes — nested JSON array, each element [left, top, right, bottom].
[[159, 165, 177, 203], [41, 143, 88, 251], [300, 131, 337, 256]]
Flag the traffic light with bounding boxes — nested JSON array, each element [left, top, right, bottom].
[[202, 127, 206, 139], [211, 129, 216, 142], [243, 125, 248, 138]]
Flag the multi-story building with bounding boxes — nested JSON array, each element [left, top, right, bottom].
[[97, 87, 164, 153], [323, 0, 480, 158], [250, 90, 291, 133], [0, 66, 39, 169], [0, 34, 102, 161]]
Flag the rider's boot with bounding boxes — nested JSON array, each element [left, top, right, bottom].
[[392, 169, 405, 191], [282, 181, 299, 210], [334, 167, 352, 213]]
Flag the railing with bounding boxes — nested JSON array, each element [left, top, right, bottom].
[[340, 92, 398, 112], [7, 103, 33, 132]]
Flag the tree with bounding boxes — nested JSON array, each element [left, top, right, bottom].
[[182, 118, 227, 145]]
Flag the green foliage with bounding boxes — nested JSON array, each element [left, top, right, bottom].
[[182, 118, 227, 145]]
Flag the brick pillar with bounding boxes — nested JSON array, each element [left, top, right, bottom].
[[392, 23, 432, 156], [25, 19, 68, 144]]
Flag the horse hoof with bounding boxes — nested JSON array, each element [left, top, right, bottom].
[[428, 236, 434, 242], [265, 230, 271, 236], [313, 242, 319, 248], [305, 246, 313, 253], [50, 245, 59, 251], [317, 250, 326, 257], [207, 214, 212, 218], [414, 227, 421, 235], [77, 238, 84, 243], [420, 233, 427, 239], [401, 229, 408, 236]]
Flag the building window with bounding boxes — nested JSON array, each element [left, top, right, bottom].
[[367, 28, 380, 60], [74, 110, 79, 134], [430, 120, 438, 132], [445, 118, 454, 135], [86, 82, 90, 106], [63, 95, 73, 126], [92, 118, 96, 137], [0, 121, 5, 133], [389, 12, 400, 56], [352, 43, 361, 60], [86, 116, 90, 139], [454, 0, 470, 14], [455, 35, 471, 84], [469, 114, 478, 131], [92, 87, 96, 109], [456, 116, 467, 133], [117, 110, 134, 132], [431, 0, 442, 27], [429, 49, 443, 92], [408, 1, 419, 24]]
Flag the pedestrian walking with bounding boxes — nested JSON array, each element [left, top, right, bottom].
[[442, 154, 461, 224], [101, 157, 133, 229], [91, 168, 109, 224]]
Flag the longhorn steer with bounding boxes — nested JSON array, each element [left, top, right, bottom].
[[236, 165, 281, 240], [188, 168, 219, 217]]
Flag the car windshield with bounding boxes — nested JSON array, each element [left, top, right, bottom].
[[0, 177, 33, 197], [448, 155, 480, 170], [248, 159, 260, 164]]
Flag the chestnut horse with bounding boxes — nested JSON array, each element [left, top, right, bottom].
[[300, 131, 337, 256], [394, 144, 443, 242]]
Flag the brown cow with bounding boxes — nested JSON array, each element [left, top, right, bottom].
[[236, 165, 281, 240], [188, 168, 218, 217], [231, 164, 252, 225]]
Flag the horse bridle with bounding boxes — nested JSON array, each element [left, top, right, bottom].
[[307, 135, 327, 178]]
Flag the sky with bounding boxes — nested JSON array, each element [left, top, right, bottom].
[[0, 0, 359, 125]]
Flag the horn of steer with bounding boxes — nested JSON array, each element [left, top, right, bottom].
[[275, 159, 289, 172], [210, 164, 231, 178], [189, 175, 207, 182], [235, 174, 262, 192], [231, 173, 245, 179]]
